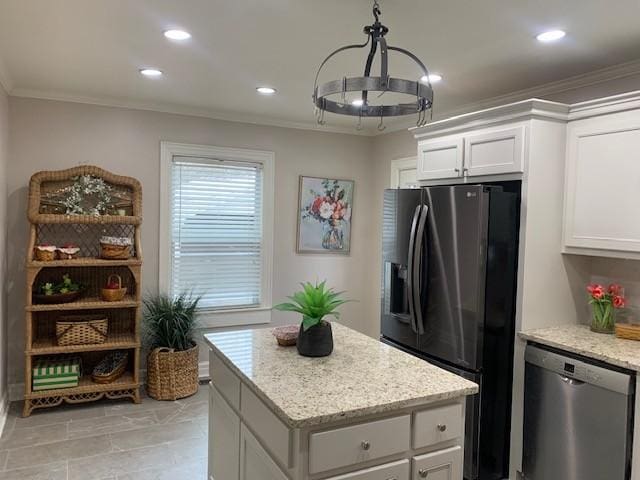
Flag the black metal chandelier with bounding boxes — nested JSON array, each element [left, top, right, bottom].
[[313, 0, 433, 130]]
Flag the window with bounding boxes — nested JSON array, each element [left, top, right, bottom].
[[160, 143, 274, 326]]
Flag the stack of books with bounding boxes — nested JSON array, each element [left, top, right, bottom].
[[33, 356, 82, 391]]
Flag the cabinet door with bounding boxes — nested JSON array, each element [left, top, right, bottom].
[[240, 424, 288, 480], [417, 137, 464, 180], [412, 446, 462, 480], [564, 119, 640, 254], [463, 126, 525, 176], [210, 384, 240, 480]]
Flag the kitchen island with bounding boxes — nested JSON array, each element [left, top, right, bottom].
[[205, 322, 478, 480]]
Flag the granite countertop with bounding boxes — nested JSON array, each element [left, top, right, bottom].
[[520, 324, 640, 372], [204, 323, 478, 428]]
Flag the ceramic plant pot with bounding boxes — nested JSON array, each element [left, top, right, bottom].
[[297, 321, 333, 357]]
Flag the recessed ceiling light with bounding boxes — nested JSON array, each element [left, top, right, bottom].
[[256, 86, 276, 95], [536, 30, 566, 43], [164, 29, 191, 41], [139, 68, 163, 77], [351, 99, 364, 107], [421, 73, 442, 83]]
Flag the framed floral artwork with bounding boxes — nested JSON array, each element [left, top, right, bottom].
[[297, 176, 354, 254]]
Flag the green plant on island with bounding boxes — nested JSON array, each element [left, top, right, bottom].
[[274, 281, 349, 331]]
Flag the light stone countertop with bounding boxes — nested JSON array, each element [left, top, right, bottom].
[[204, 322, 478, 428], [520, 324, 640, 372]]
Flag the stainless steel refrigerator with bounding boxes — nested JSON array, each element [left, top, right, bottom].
[[380, 184, 520, 480]]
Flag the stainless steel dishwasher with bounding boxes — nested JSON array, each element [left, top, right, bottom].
[[523, 344, 635, 480]]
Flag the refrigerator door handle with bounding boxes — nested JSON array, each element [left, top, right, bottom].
[[407, 205, 421, 334], [413, 205, 428, 335]]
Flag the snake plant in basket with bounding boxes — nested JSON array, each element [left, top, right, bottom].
[[143, 292, 201, 400], [274, 281, 349, 357]]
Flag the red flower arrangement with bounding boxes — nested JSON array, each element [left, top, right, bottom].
[[587, 283, 626, 333]]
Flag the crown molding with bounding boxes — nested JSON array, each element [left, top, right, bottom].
[[412, 99, 570, 139], [568, 90, 640, 120], [386, 58, 640, 136], [9, 88, 376, 136]]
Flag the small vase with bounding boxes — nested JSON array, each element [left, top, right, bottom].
[[590, 302, 616, 334], [322, 220, 344, 250], [297, 321, 333, 357]]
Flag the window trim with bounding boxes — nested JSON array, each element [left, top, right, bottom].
[[159, 141, 274, 327]]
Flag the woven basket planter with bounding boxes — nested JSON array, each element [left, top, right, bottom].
[[147, 344, 199, 401]]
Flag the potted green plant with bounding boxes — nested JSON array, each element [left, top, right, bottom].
[[143, 292, 201, 400], [274, 281, 348, 357]]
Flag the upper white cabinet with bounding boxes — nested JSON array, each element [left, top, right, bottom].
[[563, 109, 640, 257], [416, 126, 525, 181], [417, 137, 464, 180], [464, 126, 525, 176]]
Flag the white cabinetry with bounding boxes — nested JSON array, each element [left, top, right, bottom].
[[563, 110, 640, 257], [210, 384, 240, 480], [417, 126, 525, 181], [417, 138, 463, 180], [208, 350, 466, 480], [412, 446, 462, 480], [240, 424, 288, 480]]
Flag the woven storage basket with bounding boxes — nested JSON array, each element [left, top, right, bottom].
[[615, 323, 640, 341], [56, 315, 108, 346], [101, 274, 127, 302], [147, 344, 199, 400], [35, 247, 56, 261], [100, 243, 131, 260]]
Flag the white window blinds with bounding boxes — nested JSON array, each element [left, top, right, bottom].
[[170, 156, 264, 310]]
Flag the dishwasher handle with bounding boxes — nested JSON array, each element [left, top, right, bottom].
[[525, 344, 633, 396]]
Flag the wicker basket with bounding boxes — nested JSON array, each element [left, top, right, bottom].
[[56, 315, 108, 346], [101, 274, 127, 302], [147, 344, 199, 401], [100, 243, 131, 260], [35, 247, 56, 261], [615, 323, 640, 341]]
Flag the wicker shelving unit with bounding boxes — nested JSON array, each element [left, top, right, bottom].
[[23, 166, 143, 416]]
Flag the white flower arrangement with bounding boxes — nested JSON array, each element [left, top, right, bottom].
[[61, 175, 114, 216]]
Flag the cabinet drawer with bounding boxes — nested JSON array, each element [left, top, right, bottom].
[[412, 403, 462, 449], [210, 350, 241, 410], [309, 415, 411, 474], [412, 446, 462, 480], [240, 384, 292, 469], [325, 459, 409, 480]]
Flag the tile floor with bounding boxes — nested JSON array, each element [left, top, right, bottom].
[[0, 386, 208, 479]]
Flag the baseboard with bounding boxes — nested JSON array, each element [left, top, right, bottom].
[[8, 361, 210, 403], [199, 361, 210, 381], [0, 392, 9, 437]]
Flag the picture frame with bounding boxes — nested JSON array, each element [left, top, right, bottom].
[[296, 176, 354, 254]]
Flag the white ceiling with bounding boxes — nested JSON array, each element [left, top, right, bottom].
[[1, 0, 640, 134]]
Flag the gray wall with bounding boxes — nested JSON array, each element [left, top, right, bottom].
[[6, 97, 376, 386], [0, 84, 8, 413]]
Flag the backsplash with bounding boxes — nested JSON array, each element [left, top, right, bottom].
[[589, 257, 640, 323]]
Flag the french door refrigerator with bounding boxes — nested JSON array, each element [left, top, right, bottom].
[[380, 184, 520, 480]]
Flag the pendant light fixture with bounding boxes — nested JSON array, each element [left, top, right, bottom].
[[313, 0, 434, 130]]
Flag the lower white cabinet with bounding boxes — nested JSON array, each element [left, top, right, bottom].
[[411, 446, 462, 480], [210, 384, 240, 480], [309, 414, 410, 474], [209, 351, 465, 480], [240, 424, 288, 480], [325, 459, 410, 480]]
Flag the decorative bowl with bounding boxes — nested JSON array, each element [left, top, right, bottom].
[[272, 324, 300, 346]]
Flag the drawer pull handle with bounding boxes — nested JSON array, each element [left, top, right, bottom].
[[418, 468, 429, 478], [437, 423, 447, 432], [361, 440, 371, 450]]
